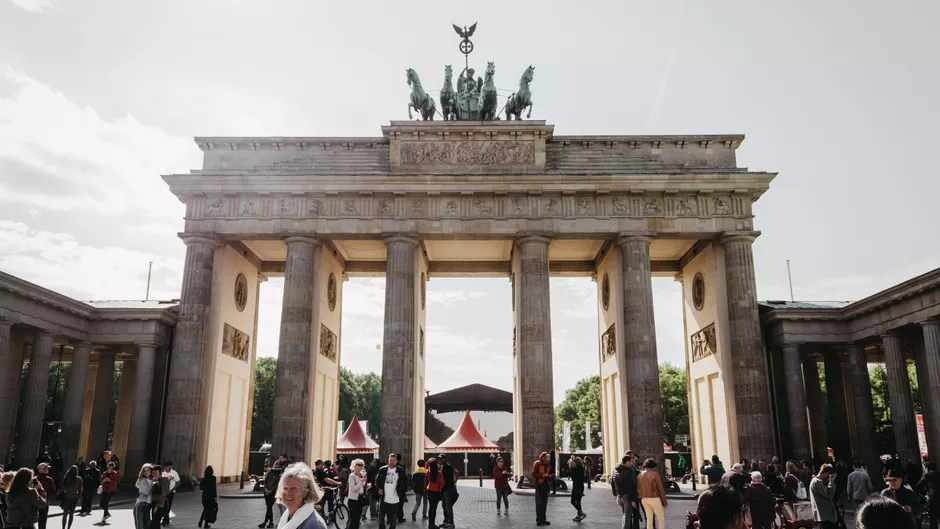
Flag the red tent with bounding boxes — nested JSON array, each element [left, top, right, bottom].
[[435, 411, 499, 451], [336, 415, 379, 453], [424, 435, 438, 451]]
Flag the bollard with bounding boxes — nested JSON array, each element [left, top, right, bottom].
[[479, 468, 483, 487], [691, 472, 696, 491], [240, 470, 245, 490]]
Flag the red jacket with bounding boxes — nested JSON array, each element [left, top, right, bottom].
[[37, 474, 56, 506], [493, 466, 511, 489], [100, 470, 119, 493], [532, 452, 551, 485], [425, 469, 445, 492]]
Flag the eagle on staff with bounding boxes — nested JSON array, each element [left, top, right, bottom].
[[452, 22, 477, 40]]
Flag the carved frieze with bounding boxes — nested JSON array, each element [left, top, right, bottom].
[[713, 197, 732, 216], [691, 323, 717, 362], [343, 200, 358, 215], [377, 199, 392, 216], [240, 200, 258, 216], [275, 198, 294, 216], [400, 140, 535, 166], [222, 323, 250, 362], [319, 323, 337, 362], [206, 199, 225, 217], [442, 200, 459, 216], [308, 199, 325, 216], [676, 197, 696, 217], [601, 323, 616, 361], [610, 197, 629, 216]]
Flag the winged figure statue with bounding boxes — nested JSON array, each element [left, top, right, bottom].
[[452, 22, 477, 39]]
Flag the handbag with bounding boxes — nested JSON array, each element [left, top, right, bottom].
[[96, 485, 103, 495], [205, 502, 219, 523]]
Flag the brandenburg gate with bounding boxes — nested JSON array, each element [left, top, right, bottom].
[[161, 118, 777, 479]]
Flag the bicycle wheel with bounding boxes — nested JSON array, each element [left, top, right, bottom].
[[333, 503, 349, 529]]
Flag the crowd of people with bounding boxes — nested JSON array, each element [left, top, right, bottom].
[[689, 453, 940, 529]]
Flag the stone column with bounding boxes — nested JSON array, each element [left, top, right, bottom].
[[803, 359, 827, 462], [618, 234, 663, 468], [272, 236, 319, 461], [111, 359, 136, 478], [162, 236, 219, 480], [86, 351, 116, 460], [845, 344, 882, 488], [882, 332, 920, 466], [17, 331, 55, 463], [0, 320, 17, 462], [919, 320, 940, 462], [380, 236, 420, 465], [781, 344, 811, 460], [721, 232, 775, 460], [514, 236, 555, 472], [61, 343, 93, 466], [823, 351, 852, 461], [0, 320, 11, 382], [125, 343, 157, 478]]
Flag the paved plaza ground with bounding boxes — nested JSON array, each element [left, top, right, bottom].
[[47, 481, 704, 529]]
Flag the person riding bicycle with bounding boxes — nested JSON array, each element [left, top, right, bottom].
[[315, 460, 342, 517]]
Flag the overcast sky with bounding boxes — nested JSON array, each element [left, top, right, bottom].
[[1, 0, 937, 405]]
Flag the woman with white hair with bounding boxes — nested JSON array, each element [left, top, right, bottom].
[[276, 462, 328, 529], [744, 471, 776, 529]]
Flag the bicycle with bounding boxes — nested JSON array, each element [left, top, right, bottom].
[[316, 486, 349, 529]]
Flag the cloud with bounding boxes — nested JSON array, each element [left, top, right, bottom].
[[7, 0, 56, 12], [0, 220, 182, 301], [0, 69, 197, 220]]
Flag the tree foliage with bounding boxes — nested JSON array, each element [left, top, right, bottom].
[[250, 356, 278, 450], [337, 367, 382, 439], [659, 362, 690, 446], [869, 363, 921, 455], [554, 375, 601, 451]]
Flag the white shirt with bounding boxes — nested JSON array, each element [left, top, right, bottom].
[[383, 467, 400, 504], [167, 469, 181, 492]]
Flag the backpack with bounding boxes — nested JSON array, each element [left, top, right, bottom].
[[795, 478, 808, 500]]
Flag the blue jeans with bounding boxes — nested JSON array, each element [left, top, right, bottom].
[[133, 502, 151, 529], [618, 494, 633, 529]]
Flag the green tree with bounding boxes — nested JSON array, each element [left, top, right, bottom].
[[337, 368, 381, 439], [659, 363, 689, 446], [869, 363, 922, 456], [250, 357, 277, 450], [554, 375, 601, 451]]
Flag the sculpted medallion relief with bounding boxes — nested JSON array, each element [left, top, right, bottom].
[[222, 323, 250, 362], [327, 273, 337, 312], [400, 140, 535, 165], [602, 273, 610, 311], [692, 272, 705, 311], [234, 273, 248, 312], [691, 323, 717, 362], [319, 324, 337, 362]]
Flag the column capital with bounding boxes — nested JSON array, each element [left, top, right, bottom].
[[880, 331, 900, 340], [283, 235, 321, 246], [34, 330, 55, 340], [515, 235, 551, 247], [781, 343, 802, 352], [617, 232, 655, 246], [179, 233, 222, 248], [720, 230, 761, 245], [384, 236, 420, 247], [135, 342, 159, 348], [920, 319, 940, 329], [0, 318, 13, 328]]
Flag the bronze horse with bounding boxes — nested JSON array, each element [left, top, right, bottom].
[[440, 65, 457, 121], [505, 65, 535, 120], [407, 68, 436, 121]]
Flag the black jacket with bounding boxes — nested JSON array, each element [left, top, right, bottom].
[[613, 464, 638, 500], [917, 471, 940, 508], [376, 465, 408, 499], [200, 475, 217, 503]]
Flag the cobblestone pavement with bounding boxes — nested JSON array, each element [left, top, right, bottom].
[[54, 481, 701, 529]]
